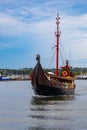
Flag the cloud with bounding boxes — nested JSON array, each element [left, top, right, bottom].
[[0, 0, 87, 68], [1, 11, 87, 64]]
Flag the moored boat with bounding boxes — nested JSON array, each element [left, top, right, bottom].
[[31, 14, 75, 96], [0, 76, 11, 81]]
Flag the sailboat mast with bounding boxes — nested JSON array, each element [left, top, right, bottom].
[[55, 14, 60, 76]]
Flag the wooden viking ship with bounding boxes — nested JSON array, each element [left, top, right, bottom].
[[31, 14, 75, 96]]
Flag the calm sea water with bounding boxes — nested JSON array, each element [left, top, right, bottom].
[[0, 80, 87, 130]]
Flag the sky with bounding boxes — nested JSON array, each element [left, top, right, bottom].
[[0, 0, 87, 69]]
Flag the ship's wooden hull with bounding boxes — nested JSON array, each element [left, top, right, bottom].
[[33, 84, 75, 96], [31, 62, 75, 96]]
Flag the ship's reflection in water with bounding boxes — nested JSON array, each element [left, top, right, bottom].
[[31, 95, 75, 105], [28, 95, 76, 130]]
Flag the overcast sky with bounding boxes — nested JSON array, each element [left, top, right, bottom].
[[0, 0, 87, 69]]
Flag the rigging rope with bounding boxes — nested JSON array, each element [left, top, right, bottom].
[[60, 49, 65, 65], [44, 43, 55, 69], [48, 49, 55, 68], [59, 39, 67, 65]]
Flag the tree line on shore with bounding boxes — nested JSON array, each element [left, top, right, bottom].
[[0, 67, 87, 76]]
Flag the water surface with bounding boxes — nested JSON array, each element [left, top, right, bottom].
[[0, 80, 87, 130]]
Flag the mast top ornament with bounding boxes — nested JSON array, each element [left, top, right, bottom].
[[55, 14, 60, 37]]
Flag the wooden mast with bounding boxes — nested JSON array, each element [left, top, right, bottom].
[[55, 14, 60, 76]]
